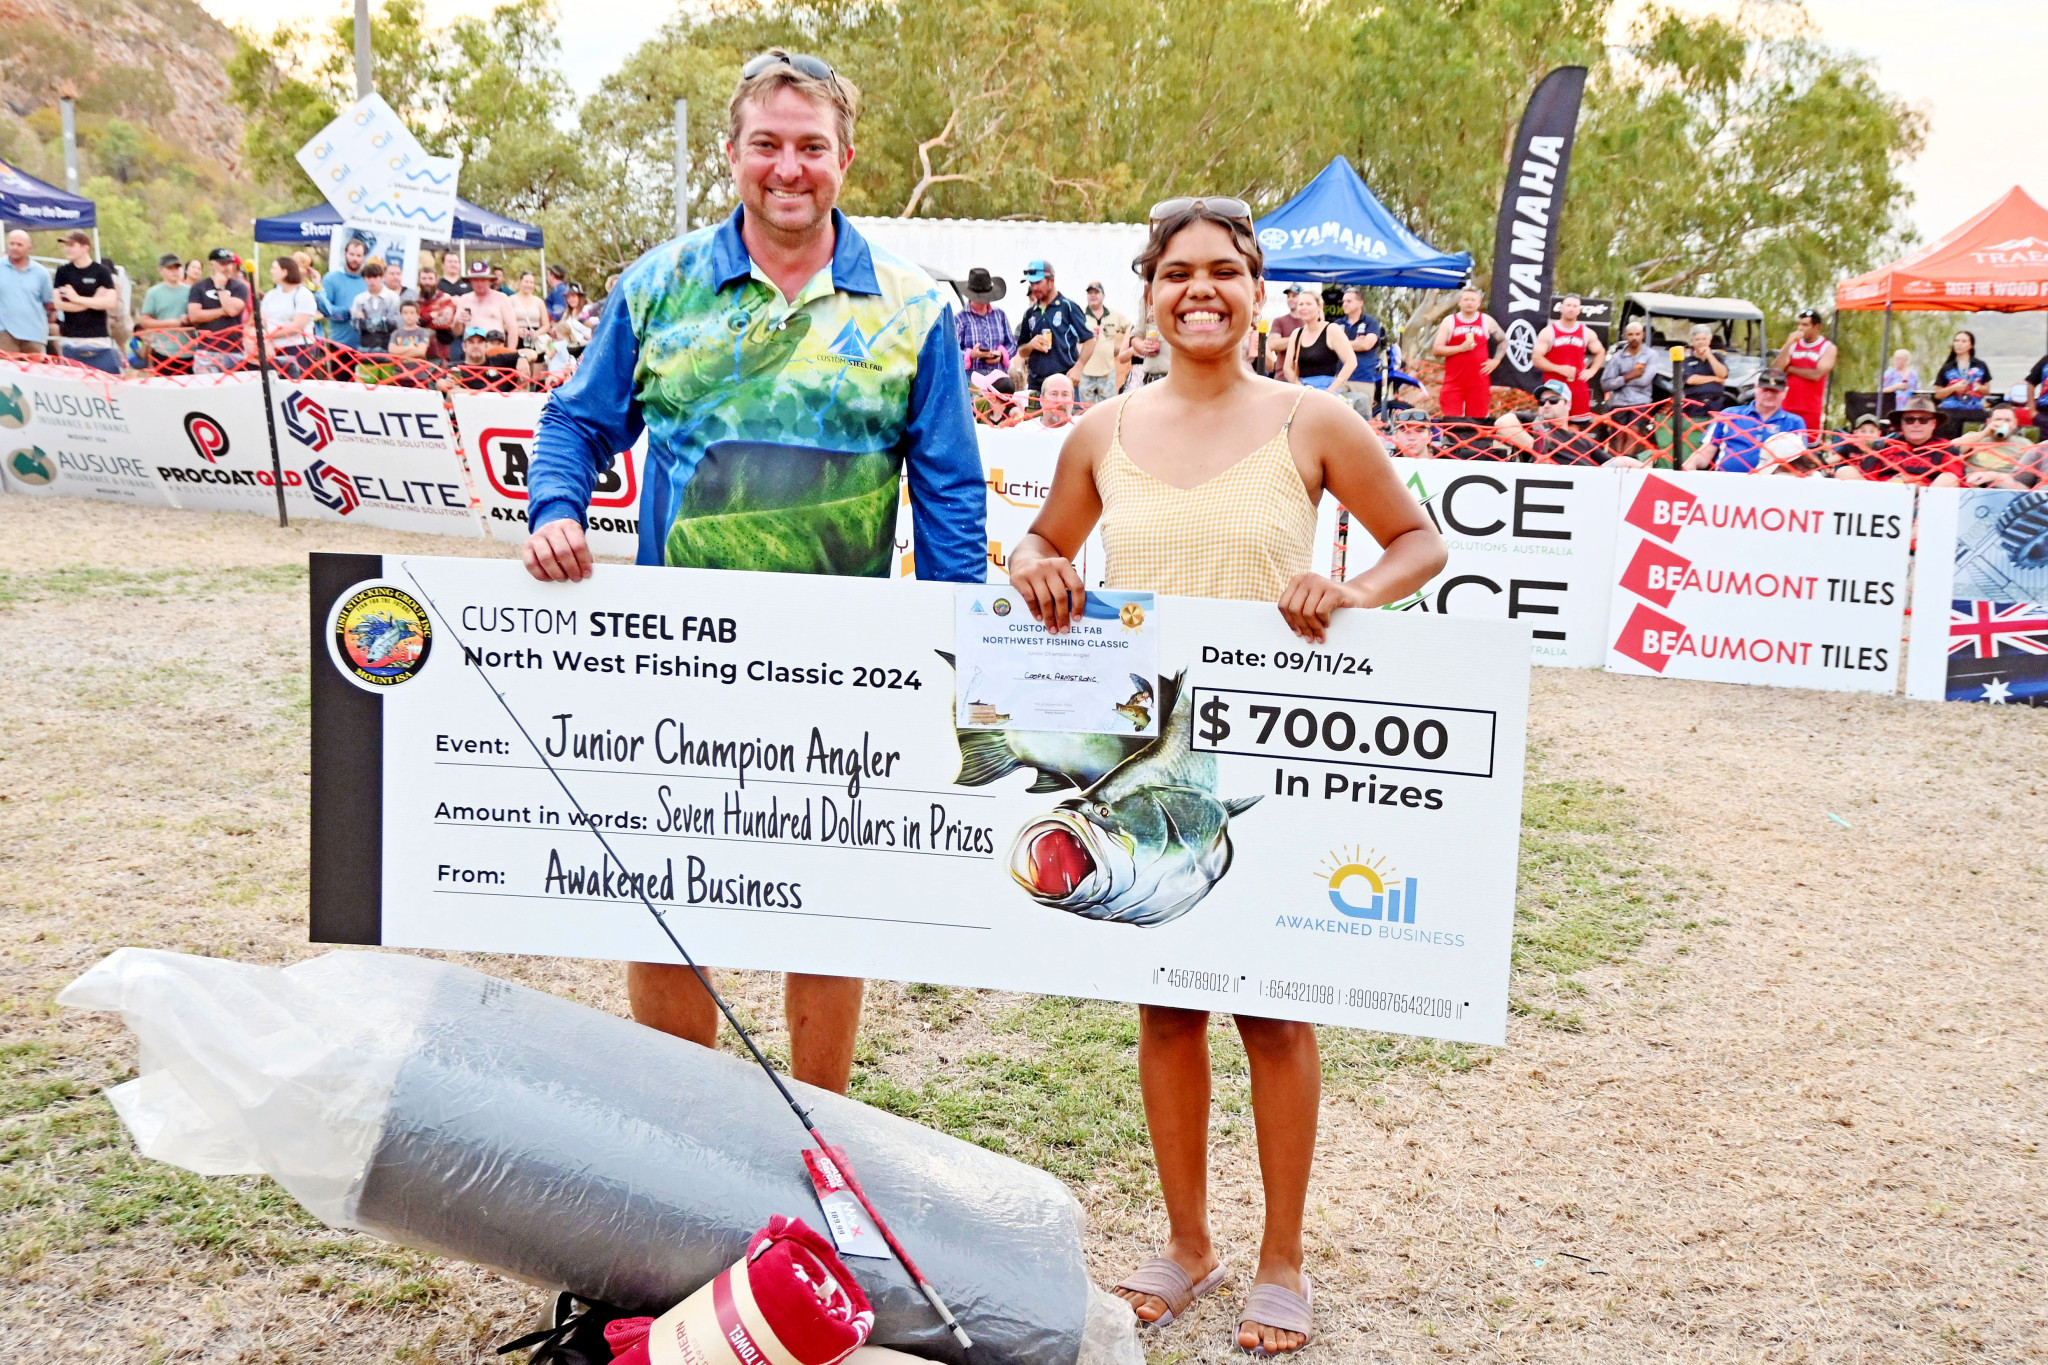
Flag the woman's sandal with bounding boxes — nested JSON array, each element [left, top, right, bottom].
[[1113, 1257, 1231, 1328], [1238, 1274, 1313, 1356]]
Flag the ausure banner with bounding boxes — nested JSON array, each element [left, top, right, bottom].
[[128, 375, 317, 517], [1356, 459, 1622, 668], [1905, 487, 2048, 706], [450, 391, 647, 559], [309, 554, 1530, 1043], [269, 379, 481, 536], [1604, 471, 1913, 692], [0, 365, 174, 506]]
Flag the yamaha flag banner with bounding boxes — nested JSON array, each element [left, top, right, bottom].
[[1486, 66, 1589, 394]]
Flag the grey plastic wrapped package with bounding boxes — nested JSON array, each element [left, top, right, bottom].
[[62, 949, 1140, 1365]]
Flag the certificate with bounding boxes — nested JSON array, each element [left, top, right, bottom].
[[954, 587, 1159, 736]]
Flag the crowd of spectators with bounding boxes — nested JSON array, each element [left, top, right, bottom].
[[0, 232, 601, 391], [5, 234, 2046, 487]]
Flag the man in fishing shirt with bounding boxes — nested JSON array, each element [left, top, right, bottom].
[[523, 50, 985, 1096]]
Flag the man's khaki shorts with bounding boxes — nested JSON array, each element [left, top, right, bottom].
[[0, 333, 48, 355]]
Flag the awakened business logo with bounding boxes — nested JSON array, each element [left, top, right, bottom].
[[281, 390, 335, 451], [305, 458, 360, 515], [1320, 848, 1418, 923]]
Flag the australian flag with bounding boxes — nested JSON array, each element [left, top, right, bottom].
[[1946, 599, 2048, 705]]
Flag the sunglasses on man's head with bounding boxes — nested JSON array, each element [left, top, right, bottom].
[[743, 50, 838, 82], [1148, 196, 1254, 224]]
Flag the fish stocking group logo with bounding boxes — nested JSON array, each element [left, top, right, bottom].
[[282, 390, 335, 451], [305, 458, 360, 515]]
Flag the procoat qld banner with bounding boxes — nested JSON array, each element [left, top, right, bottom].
[[1363, 459, 1622, 668], [0, 365, 174, 506], [450, 391, 647, 559], [270, 380, 480, 537], [126, 375, 315, 517], [1905, 488, 2048, 706], [1486, 66, 1589, 394], [308, 553, 1531, 1043], [1604, 472, 1913, 693]]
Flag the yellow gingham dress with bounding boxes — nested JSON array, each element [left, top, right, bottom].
[[1094, 389, 1316, 601]]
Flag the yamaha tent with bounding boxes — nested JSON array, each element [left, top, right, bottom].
[[0, 156, 95, 232], [1253, 157, 1470, 287]]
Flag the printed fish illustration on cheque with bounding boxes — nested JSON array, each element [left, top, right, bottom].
[[938, 657, 1261, 926]]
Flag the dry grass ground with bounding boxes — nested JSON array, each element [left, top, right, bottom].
[[0, 496, 2040, 1364]]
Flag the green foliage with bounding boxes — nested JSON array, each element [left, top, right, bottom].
[[228, 0, 590, 219]]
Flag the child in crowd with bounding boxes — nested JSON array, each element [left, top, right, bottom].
[[389, 300, 432, 361], [1881, 349, 1917, 414], [545, 319, 580, 378]]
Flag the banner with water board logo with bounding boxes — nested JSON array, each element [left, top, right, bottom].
[[308, 553, 1530, 1043], [1604, 471, 1913, 692], [450, 390, 647, 559], [268, 379, 481, 537]]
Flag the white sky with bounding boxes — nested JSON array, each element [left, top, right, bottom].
[[200, 0, 2045, 246]]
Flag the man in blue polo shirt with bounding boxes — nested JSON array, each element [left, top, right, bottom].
[[1684, 368, 1807, 473], [523, 50, 984, 1096], [1013, 260, 1094, 395]]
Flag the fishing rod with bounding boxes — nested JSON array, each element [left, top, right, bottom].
[[400, 565, 975, 1353]]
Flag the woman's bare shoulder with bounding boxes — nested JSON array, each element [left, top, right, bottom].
[[1060, 392, 1125, 461]]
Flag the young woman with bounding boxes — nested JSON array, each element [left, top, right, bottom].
[[1933, 331, 1991, 421], [260, 256, 319, 378], [1280, 288, 1356, 392], [1008, 201, 1446, 1356]]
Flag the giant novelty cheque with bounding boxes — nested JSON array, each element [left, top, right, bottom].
[[310, 553, 1531, 1044]]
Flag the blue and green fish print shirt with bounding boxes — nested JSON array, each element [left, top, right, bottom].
[[528, 208, 986, 580]]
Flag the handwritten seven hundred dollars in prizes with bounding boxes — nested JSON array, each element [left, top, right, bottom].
[[312, 554, 1530, 1043]]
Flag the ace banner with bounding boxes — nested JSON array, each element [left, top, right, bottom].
[[308, 554, 1531, 1044], [1486, 66, 1589, 395]]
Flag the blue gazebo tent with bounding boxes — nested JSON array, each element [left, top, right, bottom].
[[1254, 157, 1469, 287], [0, 157, 95, 231], [253, 198, 543, 250]]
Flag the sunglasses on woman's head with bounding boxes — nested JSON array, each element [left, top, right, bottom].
[[1148, 196, 1254, 224], [742, 50, 838, 82]]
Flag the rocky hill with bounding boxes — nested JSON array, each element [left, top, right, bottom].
[[0, 0, 243, 172]]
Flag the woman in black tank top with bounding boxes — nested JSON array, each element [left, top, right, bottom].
[[1281, 292, 1354, 390]]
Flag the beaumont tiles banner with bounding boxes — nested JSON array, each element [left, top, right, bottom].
[[1604, 471, 1913, 693], [1906, 488, 2048, 706]]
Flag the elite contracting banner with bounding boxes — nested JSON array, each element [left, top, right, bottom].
[[308, 554, 1531, 1043], [1604, 472, 1913, 693], [269, 380, 481, 537], [1486, 66, 1589, 395]]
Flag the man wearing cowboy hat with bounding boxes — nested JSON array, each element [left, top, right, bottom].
[[954, 266, 1012, 382], [1836, 395, 1961, 484]]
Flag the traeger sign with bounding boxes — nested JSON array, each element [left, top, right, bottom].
[[1486, 66, 1588, 394]]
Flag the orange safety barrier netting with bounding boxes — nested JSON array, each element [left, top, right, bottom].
[[137, 330, 554, 393], [968, 388, 2035, 487]]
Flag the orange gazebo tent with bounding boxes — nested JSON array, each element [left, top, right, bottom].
[[1836, 186, 2048, 313]]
